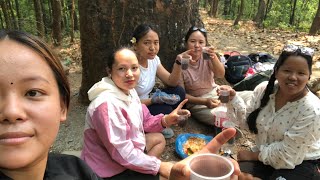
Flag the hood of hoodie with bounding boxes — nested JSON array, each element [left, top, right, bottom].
[[87, 77, 132, 102]]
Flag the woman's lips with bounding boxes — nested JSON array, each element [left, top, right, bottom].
[[125, 80, 135, 84], [0, 132, 33, 145]]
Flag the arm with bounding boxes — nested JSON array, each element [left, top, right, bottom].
[[186, 93, 220, 109], [258, 111, 320, 169], [140, 98, 152, 106], [142, 104, 165, 133], [156, 51, 192, 87], [207, 48, 225, 78], [91, 103, 160, 175], [156, 63, 181, 87]]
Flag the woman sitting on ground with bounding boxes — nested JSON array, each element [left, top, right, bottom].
[[81, 48, 190, 179], [220, 44, 320, 180], [131, 24, 187, 138]]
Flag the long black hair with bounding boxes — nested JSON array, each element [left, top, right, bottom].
[[247, 50, 313, 134]]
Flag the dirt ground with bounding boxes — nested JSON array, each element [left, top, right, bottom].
[[51, 10, 320, 162]]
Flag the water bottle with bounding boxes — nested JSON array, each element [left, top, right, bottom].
[[211, 89, 235, 156]]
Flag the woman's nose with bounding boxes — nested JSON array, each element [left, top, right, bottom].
[[126, 69, 133, 77], [0, 95, 26, 123], [288, 73, 298, 80], [149, 44, 154, 51]]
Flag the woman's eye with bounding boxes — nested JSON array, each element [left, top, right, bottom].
[[26, 90, 42, 97], [118, 67, 126, 71]]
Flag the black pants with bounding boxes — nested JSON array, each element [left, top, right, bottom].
[[239, 160, 320, 180], [103, 169, 159, 180]]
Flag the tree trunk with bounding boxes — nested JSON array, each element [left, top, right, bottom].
[[14, 0, 21, 29], [60, 0, 68, 32], [0, 9, 4, 29], [40, 0, 48, 35], [69, 0, 75, 42], [264, 0, 273, 20], [33, 0, 45, 38], [310, 0, 320, 35], [7, 0, 17, 29], [234, 0, 245, 25], [47, 0, 52, 27], [73, 9, 78, 30], [78, 0, 202, 104], [223, 0, 231, 16], [209, 0, 219, 17], [51, 0, 62, 46], [289, 0, 297, 25], [0, 1, 11, 29], [253, 0, 266, 26]]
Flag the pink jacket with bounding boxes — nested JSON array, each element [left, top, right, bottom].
[[81, 78, 164, 178]]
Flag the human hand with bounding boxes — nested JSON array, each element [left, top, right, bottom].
[[218, 85, 236, 101], [151, 89, 180, 105], [159, 161, 174, 179], [166, 99, 191, 126], [176, 49, 193, 63], [169, 128, 243, 180], [205, 98, 220, 108], [237, 150, 260, 161]]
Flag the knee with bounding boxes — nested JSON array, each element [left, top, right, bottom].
[[156, 133, 166, 145]]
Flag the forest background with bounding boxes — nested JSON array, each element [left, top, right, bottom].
[[1, 0, 320, 160]]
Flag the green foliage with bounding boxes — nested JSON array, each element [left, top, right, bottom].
[[215, 0, 319, 33]]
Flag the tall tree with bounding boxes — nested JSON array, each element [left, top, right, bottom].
[[223, 0, 231, 16], [0, 9, 4, 29], [264, 0, 273, 20], [253, 0, 267, 26], [7, 0, 17, 29], [289, 0, 298, 25], [78, 0, 202, 103], [40, 0, 48, 34], [209, 0, 219, 17], [51, 0, 62, 46], [14, 0, 21, 30], [0, 0, 11, 29], [33, 0, 45, 37], [310, 0, 320, 35], [69, 0, 74, 42], [234, 0, 245, 25]]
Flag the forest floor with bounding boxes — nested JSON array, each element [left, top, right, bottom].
[[51, 10, 320, 162]]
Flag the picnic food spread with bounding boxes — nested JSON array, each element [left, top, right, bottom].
[[183, 137, 206, 155]]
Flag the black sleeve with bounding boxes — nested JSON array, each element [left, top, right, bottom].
[[45, 153, 104, 180]]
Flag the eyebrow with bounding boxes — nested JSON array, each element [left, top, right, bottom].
[[21, 76, 51, 84]]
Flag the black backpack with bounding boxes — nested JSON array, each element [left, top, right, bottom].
[[233, 70, 273, 91], [225, 55, 253, 84], [248, 52, 276, 64]]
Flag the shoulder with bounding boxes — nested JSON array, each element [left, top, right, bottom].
[[152, 55, 161, 65], [45, 153, 102, 180], [302, 91, 320, 114]]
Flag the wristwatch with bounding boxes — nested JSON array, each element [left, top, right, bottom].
[[175, 59, 181, 65]]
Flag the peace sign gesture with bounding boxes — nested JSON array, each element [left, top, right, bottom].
[[162, 99, 191, 127]]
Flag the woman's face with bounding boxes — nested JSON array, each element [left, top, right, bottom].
[[111, 49, 140, 94], [0, 39, 67, 169], [134, 30, 159, 61], [186, 31, 207, 59], [275, 55, 310, 96]]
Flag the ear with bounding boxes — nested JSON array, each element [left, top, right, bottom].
[[60, 103, 67, 122], [133, 43, 137, 51]]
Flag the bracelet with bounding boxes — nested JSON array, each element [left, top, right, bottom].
[[162, 115, 169, 127], [175, 59, 181, 65]]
